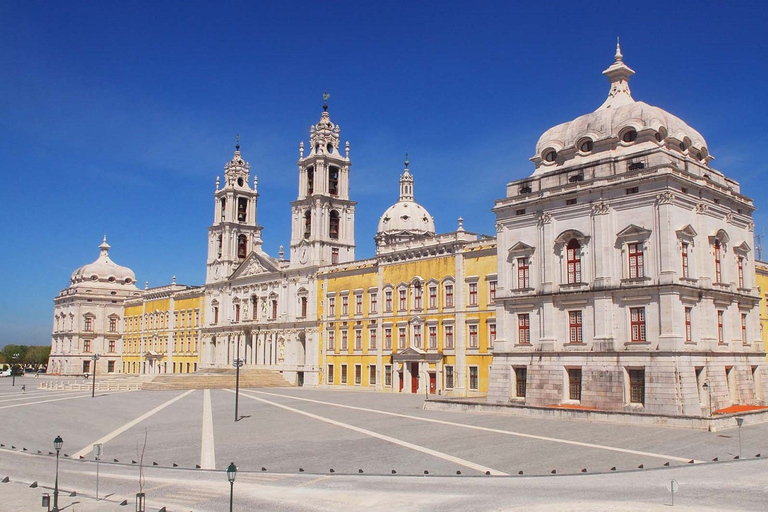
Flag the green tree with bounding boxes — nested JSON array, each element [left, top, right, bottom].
[[25, 346, 51, 367], [0, 344, 29, 366]]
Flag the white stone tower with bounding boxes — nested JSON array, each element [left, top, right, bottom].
[[290, 99, 356, 267], [206, 140, 263, 283]]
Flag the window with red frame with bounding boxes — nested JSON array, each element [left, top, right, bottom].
[[398, 289, 407, 311], [569, 311, 583, 343], [738, 257, 744, 288], [428, 286, 437, 309], [468, 324, 478, 348], [681, 242, 690, 278], [567, 239, 581, 283], [714, 240, 722, 282], [628, 243, 644, 279], [445, 284, 454, 307], [489, 280, 497, 302], [630, 307, 646, 342], [685, 307, 692, 342], [428, 325, 437, 349], [385, 290, 392, 312], [517, 257, 530, 289], [717, 310, 724, 344], [468, 282, 478, 306], [518, 313, 530, 344]]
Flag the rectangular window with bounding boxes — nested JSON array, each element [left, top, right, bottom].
[[428, 325, 437, 349], [489, 323, 496, 348], [399, 289, 407, 311], [342, 296, 349, 316], [355, 294, 363, 315], [414, 285, 423, 310], [738, 257, 744, 288], [107, 360, 115, 373], [518, 313, 530, 344], [327, 330, 335, 350], [741, 313, 747, 343], [235, 304, 240, 322], [681, 242, 690, 278], [384, 328, 392, 350], [331, 248, 339, 264], [489, 280, 497, 302], [370, 292, 378, 313], [354, 329, 362, 351], [469, 366, 479, 391], [568, 310, 583, 343], [369, 365, 377, 386], [328, 297, 336, 317], [468, 282, 478, 306], [568, 368, 582, 401], [354, 364, 362, 385], [109, 317, 117, 332], [717, 310, 724, 344], [685, 307, 693, 342], [714, 241, 723, 282], [398, 327, 406, 349], [369, 328, 377, 350], [445, 365, 455, 389], [515, 367, 527, 398], [83, 340, 91, 353], [518, 257, 530, 289], [271, 300, 278, 319], [413, 324, 422, 348], [468, 324, 478, 349], [213, 306, 219, 325], [567, 241, 582, 283], [445, 284, 454, 308], [109, 340, 116, 352], [429, 286, 437, 309], [629, 369, 645, 405], [301, 296, 308, 317], [630, 307, 646, 342], [444, 325, 454, 349], [385, 291, 393, 312], [83, 360, 91, 374], [628, 243, 644, 279], [341, 364, 347, 384], [341, 330, 348, 351], [384, 365, 392, 386], [84, 316, 93, 332]]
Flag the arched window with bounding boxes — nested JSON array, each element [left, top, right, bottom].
[[566, 239, 581, 284], [304, 210, 311, 238], [714, 240, 722, 283], [329, 166, 339, 196], [220, 198, 226, 221], [329, 210, 340, 239], [217, 235, 222, 258], [237, 234, 247, 259], [307, 166, 314, 195]]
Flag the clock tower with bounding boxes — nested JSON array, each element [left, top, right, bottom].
[[290, 101, 356, 267], [206, 141, 263, 284]]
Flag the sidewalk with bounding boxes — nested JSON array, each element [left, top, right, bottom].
[[1, 477, 130, 511]]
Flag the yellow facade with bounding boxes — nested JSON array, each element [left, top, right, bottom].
[[318, 237, 497, 396], [756, 260, 768, 361], [122, 285, 204, 375]]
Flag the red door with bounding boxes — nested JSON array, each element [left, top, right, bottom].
[[429, 373, 436, 394], [399, 371, 404, 392], [411, 363, 419, 393]]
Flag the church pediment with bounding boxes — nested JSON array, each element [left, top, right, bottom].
[[396, 346, 425, 356], [230, 252, 280, 279]]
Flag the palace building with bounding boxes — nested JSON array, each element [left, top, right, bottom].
[[487, 44, 768, 415], [48, 45, 768, 416], [318, 158, 496, 395]]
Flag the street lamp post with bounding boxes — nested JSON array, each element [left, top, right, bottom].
[[736, 416, 744, 459], [53, 435, 63, 512], [234, 329, 248, 422], [91, 354, 100, 398], [12, 353, 19, 386], [702, 380, 712, 417], [227, 462, 237, 512]]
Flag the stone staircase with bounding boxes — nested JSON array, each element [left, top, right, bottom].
[[142, 368, 293, 390]]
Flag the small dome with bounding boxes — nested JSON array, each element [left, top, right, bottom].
[[69, 236, 137, 287], [534, 42, 709, 168], [376, 157, 436, 245]]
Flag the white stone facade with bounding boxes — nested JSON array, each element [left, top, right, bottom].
[[488, 45, 768, 415], [200, 108, 355, 386], [48, 237, 141, 375]]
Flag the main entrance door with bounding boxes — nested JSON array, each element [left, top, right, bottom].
[[410, 362, 419, 394], [429, 372, 436, 394]]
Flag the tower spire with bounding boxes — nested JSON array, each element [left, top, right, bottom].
[[399, 154, 414, 201], [596, 37, 635, 111]]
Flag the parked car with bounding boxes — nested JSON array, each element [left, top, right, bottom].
[[0, 368, 11, 377]]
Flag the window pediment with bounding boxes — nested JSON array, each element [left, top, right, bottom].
[[708, 229, 730, 246], [676, 224, 697, 241], [616, 224, 651, 241], [508, 241, 536, 255], [554, 230, 590, 247], [733, 241, 751, 256]]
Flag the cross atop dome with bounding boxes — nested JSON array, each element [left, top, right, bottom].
[[99, 234, 110, 256], [597, 38, 635, 111]]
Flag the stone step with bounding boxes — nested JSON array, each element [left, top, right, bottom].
[[142, 369, 292, 390]]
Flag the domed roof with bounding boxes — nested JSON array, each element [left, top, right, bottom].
[[376, 157, 436, 239], [70, 236, 137, 287], [534, 43, 709, 165]]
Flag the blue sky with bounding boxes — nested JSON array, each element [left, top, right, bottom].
[[2, 1, 767, 348]]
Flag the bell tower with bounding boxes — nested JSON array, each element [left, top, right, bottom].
[[206, 140, 263, 283], [290, 98, 356, 267]]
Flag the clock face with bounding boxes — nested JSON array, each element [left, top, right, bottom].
[[299, 246, 309, 264], [213, 264, 220, 278]]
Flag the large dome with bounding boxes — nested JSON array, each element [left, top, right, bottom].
[[534, 43, 710, 168], [70, 236, 137, 287], [376, 159, 436, 246]]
